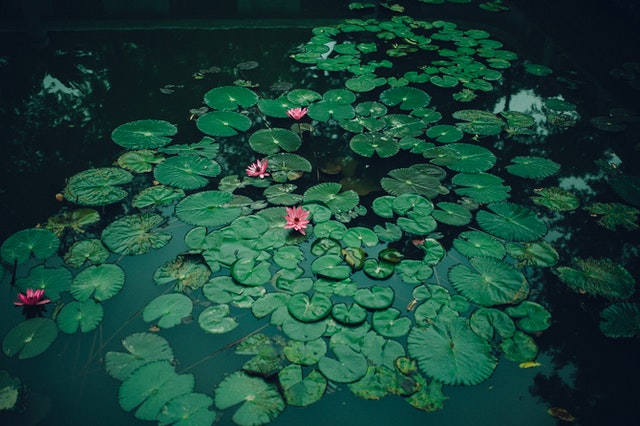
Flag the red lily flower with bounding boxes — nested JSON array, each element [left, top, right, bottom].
[[284, 206, 310, 235], [14, 288, 51, 306], [246, 158, 270, 178], [286, 107, 308, 121]]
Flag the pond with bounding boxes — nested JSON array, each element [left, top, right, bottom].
[[1, 1, 639, 426]]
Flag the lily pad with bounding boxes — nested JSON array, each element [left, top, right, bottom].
[[407, 317, 497, 385], [354, 285, 394, 310], [506, 156, 560, 179], [303, 182, 360, 214], [153, 155, 221, 190], [453, 230, 505, 259], [599, 302, 640, 338], [555, 257, 635, 301], [380, 167, 445, 198], [132, 185, 186, 209], [311, 254, 351, 280], [64, 239, 110, 268], [278, 365, 327, 407], [426, 124, 464, 143], [431, 202, 472, 225], [143, 294, 193, 328], [249, 128, 302, 155], [449, 257, 529, 306], [119, 360, 194, 421], [372, 308, 412, 338], [500, 330, 538, 363], [380, 87, 431, 110], [470, 308, 516, 340], [15, 265, 72, 301], [196, 111, 252, 137], [452, 172, 510, 203], [198, 304, 239, 334], [283, 338, 327, 365], [531, 187, 580, 211], [585, 202, 639, 231], [288, 293, 332, 322], [452, 109, 503, 136], [2, 318, 58, 359], [153, 256, 211, 292], [111, 119, 177, 149], [63, 167, 133, 206], [204, 86, 258, 110], [446, 143, 496, 173], [71, 263, 125, 302], [504, 301, 551, 333], [116, 149, 164, 173], [56, 299, 104, 333], [105, 332, 174, 381], [102, 213, 171, 255], [176, 191, 243, 227], [331, 302, 368, 325], [505, 241, 559, 267], [349, 133, 400, 158], [156, 392, 217, 426], [214, 371, 285, 426], [476, 202, 547, 242], [318, 344, 368, 383]]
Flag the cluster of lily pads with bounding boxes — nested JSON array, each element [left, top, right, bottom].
[[2, 4, 639, 425]]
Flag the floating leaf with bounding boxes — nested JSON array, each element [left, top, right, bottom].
[[71, 264, 125, 302], [143, 294, 193, 328], [132, 185, 186, 209], [470, 308, 516, 340], [555, 258, 635, 301], [196, 111, 252, 137], [380, 87, 431, 110], [156, 392, 217, 426], [380, 167, 445, 198], [64, 239, 109, 268], [452, 109, 503, 136], [198, 304, 239, 334], [506, 156, 560, 179], [153, 256, 211, 292], [453, 230, 505, 259], [585, 202, 639, 230], [476, 202, 546, 242], [408, 317, 497, 385], [318, 344, 368, 383], [102, 213, 171, 255], [504, 301, 551, 333], [249, 128, 302, 155], [283, 338, 327, 365], [349, 133, 399, 158], [449, 257, 529, 306], [176, 191, 243, 227], [426, 124, 463, 143], [278, 365, 327, 407], [288, 293, 332, 322], [505, 241, 559, 267], [204, 86, 258, 110], [500, 330, 538, 363], [311, 254, 351, 280], [105, 333, 174, 381], [111, 119, 177, 149], [119, 360, 194, 421], [116, 149, 164, 173], [331, 302, 367, 325], [431, 202, 472, 225], [2, 318, 58, 359], [354, 285, 394, 310], [303, 182, 359, 214], [215, 371, 284, 426], [372, 308, 411, 338], [16, 265, 72, 301], [231, 258, 271, 286], [599, 302, 640, 338], [63, 167, 133, 206], [153, 155, 220, 190], [56, 299, 104, 333], [446, 143, 496, 173], [452, 172, 510, 203]]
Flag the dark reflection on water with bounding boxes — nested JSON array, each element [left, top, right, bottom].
[[1, 2, 639, 426]]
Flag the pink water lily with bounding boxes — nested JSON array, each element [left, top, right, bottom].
[[286, 107, 308, 121], [284, 206, 310, 235], [246, 158, 270, 178], [14, 288, 51, 306]]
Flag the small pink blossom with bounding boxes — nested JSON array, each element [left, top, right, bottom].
[[14, 288, 51, 306], [286, 107, 308, 121], [284, 206, 310, 235], [246, 158, 270, 178]]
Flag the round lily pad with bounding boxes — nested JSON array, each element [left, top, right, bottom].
[[380, 87, 431, 110], [279, 365, 327, 407], [111, 119, 177, 149], [354, 286, 394, 310], [453, 230, 506, 259], [175, 190, 243, 227], [231, 258, 271, 286], [196, 111, 252, 137], [63, 167, 133, 206], [469, 307, 516, 340], [105, 332, 174, 381], [56, 299, 104, 334], [331, 302, 368, 325], [431, 201, 472, 225], [449, 257, 529, 306], [506, 156, 560, 179], [102, 213, 171, 255], [153, 155, 221, 190], [362, 259, 395, 280], [155, 392, 217, 426], [15, 265, 71, 301], [204, 86, 258, 110], [318, 344, 368, 383], [446, 143, 496, 173], [283, 338, 327, 365], [64, 239, 109, 268], [71, 263, 125, 302], [504, 301, 551, 333], [198, 304, 238, 334], [426, 124, 463, 143], [599, 302, 640, 338], [372, 308, 412, 338], [476, 202, 547, 242], [249, 128, 302, 155], [408, 317, 497, 385], [143, 293, 193, 328], [349, 133, 400, 158], [2, 318, 58, 359], [311, 254, 351, 280], [214, 371, 285, 426], [288, 293, 332, 322], [282, 316, 327, 341]]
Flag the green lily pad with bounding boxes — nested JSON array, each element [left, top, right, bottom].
[[354, 285, 394, 310], [288, 293, 332, 322], [380, 167, 445, 198], [599, 302, 640, 338], [396, 259, 433, 284], [257, 96, 297, 118], [16, 265, 72, 301], [408, 317, 497, 385], [446, 143, 496, 173], [372, 308, 412, 338], [119, 360, 194, 421], [283, 338, 327, 365], [249, 128, 302, 155], [0, 370, 21, 411], [111, 119, 177, 149], [2, 318, 58, 360], [585, 202, 640, 231], [453, 230, 505, 259], [504, 301, 551, 333], [506, 156, 560, 179], [214, 371, 284, 426], [426, 124, 464, 143], [71, 264, 125, 302], [470, 308, 516, 340], [505, 241, 559, 267], [268, 152, 313, 181], [64, 239, 110, 268], [153, 155, 221, 190], [531, 187, 580, 211], [524, 63, 552, 76], [304, 182, 360, 214], [282, 316, 327, 341], [143, 294, 193, 329], [175, 190, 243, 227], [331, 302, 368, 325], [318, 344, 368, 383], [431, 201, 472, 225], [231, 258, 272, 286], [555, 257, 635, 301], [56, 299, 104, 333], [278, 365, 327, 407], [153, 256, 211, 291], [380, 87, 431, 110], [308, 101, 355, 121], [156, 392, 217, 426], [500, 330, 538, 363], [105, 332, 174, 381], [196, 111, 252, 137], [476, 202, 547, 242], [452, 109, 503, 136], [63, 167, 133, 206], [452, 172, 511, 203], [449, 257, 529, 306], [311, 254, 351, 280], [132, 185, 186, 209], [159, 136, 219, 158], [198, 304, 239, 334], [350, 133, 400, 158], [102, 213, 171, 255], [363, 259, 396, 280], [44, 208, 101, 235], [116, 149, 164, 173], [204, 86, 258, 110]]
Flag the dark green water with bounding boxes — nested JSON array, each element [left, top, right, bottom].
[[1, 2, 639, 426]]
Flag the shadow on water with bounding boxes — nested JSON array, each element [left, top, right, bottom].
[[1, 1, 640, 425]]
